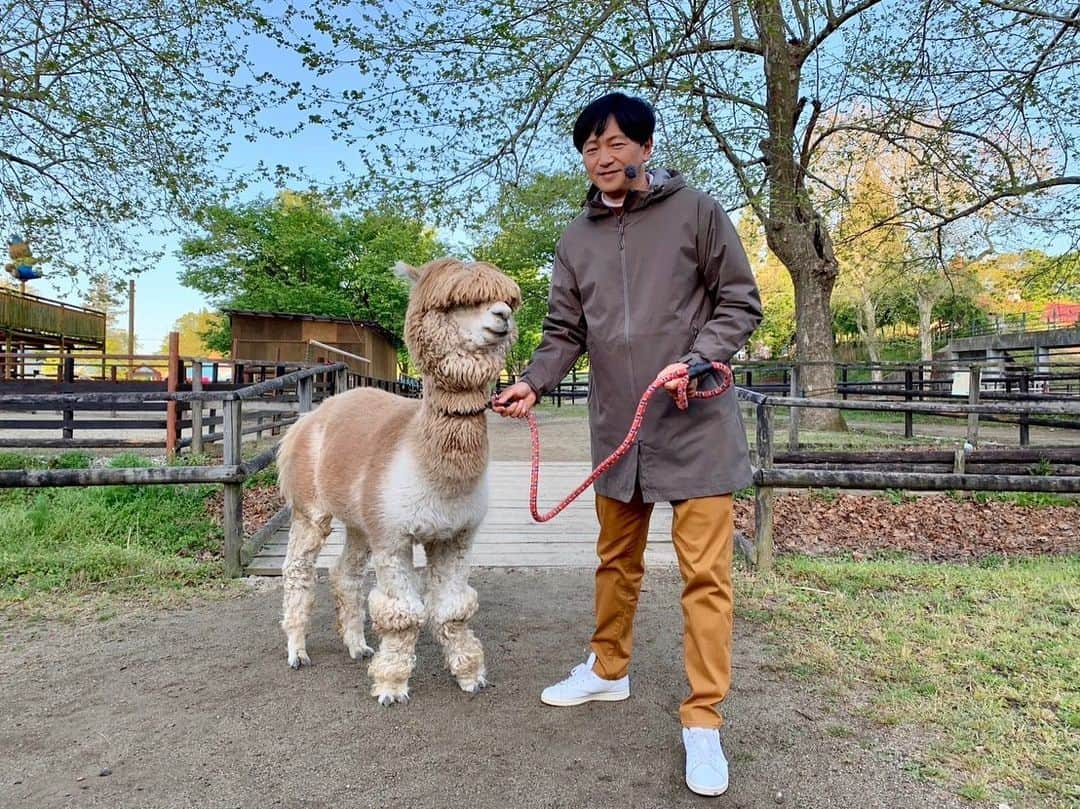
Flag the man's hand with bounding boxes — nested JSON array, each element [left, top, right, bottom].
[[493, 381, 538, 418], [657, 362, 697, 400]]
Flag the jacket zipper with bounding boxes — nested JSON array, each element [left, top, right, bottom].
[[617, 214, 636, 401]]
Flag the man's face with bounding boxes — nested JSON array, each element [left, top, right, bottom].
[[581, 116, 653, 197]]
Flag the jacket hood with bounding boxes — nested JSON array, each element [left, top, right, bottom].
[[584, 168, 686, 219]]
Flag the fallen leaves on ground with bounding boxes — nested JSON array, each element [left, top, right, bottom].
[[733, 494, 1078, 561], [206, 485, 284, 538]]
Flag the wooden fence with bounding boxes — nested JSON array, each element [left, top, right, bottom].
[[0, 365, 1076, 576], [497, 360, 1080, 446], [0, 289, 106, 348], [740, 389, 1080, 569], [0, 349, 419, 454], [0, 363, 351, 576]]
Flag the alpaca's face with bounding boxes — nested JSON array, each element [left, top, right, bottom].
[[397, 258, 522, 391], [450, 300, 516, 352], [411, 301, 517, 390]]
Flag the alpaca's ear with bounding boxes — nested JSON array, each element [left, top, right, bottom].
[[393, 261, 422, 286]]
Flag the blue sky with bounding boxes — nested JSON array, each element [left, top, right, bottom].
[[26, 30, 371, 353], [20, 4, 1077, 350]]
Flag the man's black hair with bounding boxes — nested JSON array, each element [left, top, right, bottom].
[[572, 92, 656, 153]]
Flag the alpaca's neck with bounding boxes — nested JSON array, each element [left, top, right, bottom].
[[413, 381, 490, 491]]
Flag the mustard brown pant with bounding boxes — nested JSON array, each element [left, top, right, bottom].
[[589, 489, 734, 729]]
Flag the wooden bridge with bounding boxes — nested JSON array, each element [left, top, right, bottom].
[[245, 461, 678, 574]]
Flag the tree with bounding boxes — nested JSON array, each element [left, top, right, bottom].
[[737, 210, 795, 359], [472, 171, 584, 374], [82, 273, 131, 356], [280, 0, 1079, 428], [0, 1, 274, 276], [158, 310, 224, 358], [177, 192, 444, 360], [977, 250, 1080, 307], [831, 162, 911, 378]]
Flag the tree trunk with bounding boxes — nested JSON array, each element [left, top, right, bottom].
[[859, 292, 883, 382], [754, 0, 844, 430], [917, 288, 935, 363], [788, 260, 846, 430]]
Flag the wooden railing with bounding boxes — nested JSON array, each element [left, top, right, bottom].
[[740, 389, 1080, 570], [0, 363, 1075, 577], [496, 360, 1080, 445], [0, 288, 106, 345], [0, 363, 351, 576]]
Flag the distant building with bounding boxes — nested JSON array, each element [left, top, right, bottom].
[[224, 310, 400, 381], [1045, 302, 1080, 327]]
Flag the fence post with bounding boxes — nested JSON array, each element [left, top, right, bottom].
[[953, 447, 966, 475], [298, 376, 314, 414], [754, 402, 775, 571], [222, 398, 244, 577], [335, 367, 348, 395], [904, 368, 914, 439], [191, 360, 203, 455], [165, 331, 179, 459], [840, 364, 848, 400], [62, 356, 75, 439], [1019, 371, 1030, 447], [787, 364, 799, 452], [966, 365, 981, 448]]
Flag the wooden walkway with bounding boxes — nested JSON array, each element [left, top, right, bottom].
[[246, 461, 678, 574]]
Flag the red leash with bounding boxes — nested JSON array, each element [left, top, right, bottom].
[[520, 361, 733, 522]]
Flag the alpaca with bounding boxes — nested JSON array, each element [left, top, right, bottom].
[[276, 257, 521, 705]]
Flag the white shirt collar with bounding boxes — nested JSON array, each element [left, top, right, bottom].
[[601, 171, 653, 209]]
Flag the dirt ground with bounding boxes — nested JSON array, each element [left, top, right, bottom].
[[1, 404, 1066, 808], [0, 569, 971, 809]]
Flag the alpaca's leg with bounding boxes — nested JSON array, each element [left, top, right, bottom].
[[330, 525, 373, 660], [281, 511, 332, 669], [367, 543, 424, 705], [425, 533, 486, 694]]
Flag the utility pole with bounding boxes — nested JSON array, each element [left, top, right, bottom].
[[127, 279, 135, 379]]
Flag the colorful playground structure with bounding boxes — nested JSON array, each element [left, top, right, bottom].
[[5, 234, 43, 284]]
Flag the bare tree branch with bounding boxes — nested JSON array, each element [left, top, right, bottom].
[[802, 0, 889, 62]]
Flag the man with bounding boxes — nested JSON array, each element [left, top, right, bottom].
[[493, 92, 762, 797]]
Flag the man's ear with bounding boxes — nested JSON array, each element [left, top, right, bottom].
[[642, 138, 654, 162], [393, 261, 422, 286]]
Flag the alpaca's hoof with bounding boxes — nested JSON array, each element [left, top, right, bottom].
[[459, 672, 488, 695], [287, 650, 311, 669], [347, 642, 375, 660], [375, 689, 410, 707], [343, 629, 374, 660]]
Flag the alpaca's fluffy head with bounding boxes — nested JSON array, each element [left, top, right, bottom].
[[396, 257, 521, 391]]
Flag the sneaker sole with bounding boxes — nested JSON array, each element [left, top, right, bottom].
[[540, 689, 630, 707], [686, 778, 729, 797]]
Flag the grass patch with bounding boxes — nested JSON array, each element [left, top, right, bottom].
[[0, 453, 226, 607], [0, 450, 94, 470], [971, 491, 1077, 508], [741, 555, 1079, 807]]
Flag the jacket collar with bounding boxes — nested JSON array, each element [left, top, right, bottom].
[[584, 168, 685, 220]]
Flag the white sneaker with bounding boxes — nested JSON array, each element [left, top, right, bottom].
[[683, 727, 729, 796], [539, 652, 630, 707]]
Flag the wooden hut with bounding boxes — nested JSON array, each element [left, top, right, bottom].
[[225, 310, 400, 381]]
